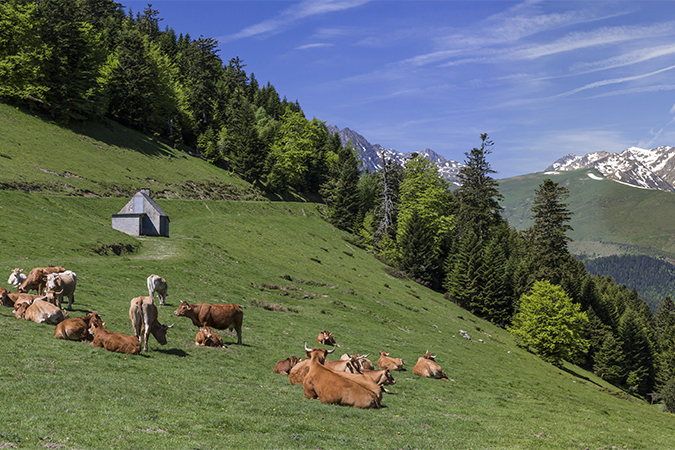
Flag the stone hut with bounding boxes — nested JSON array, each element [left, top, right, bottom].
[[111, 188, 169, 237]]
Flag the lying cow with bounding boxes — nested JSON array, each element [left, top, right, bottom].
[[363, 368, 396, 393], [89, 322, 141, 355], [46, 271, 77, 310], [174, 301, 243, 345], [147, 274, 168, 305], [289, 358, 312, 385], [15, 299, 66, 325], [377, 350, 405, 371], [18, 266, 66, 295], [302, 343, 380, 409], [195, 326, 223, 347], [7, 268, 26, 289], [326, 353, 368, 373], [55, 312, 103, 341], [413, 351, 449, 380], [0, 287, 39, 307], [273, 356, 302, 375], [353, 353, 375, 371], [129, 296, 171, 352], [317, 330, 337, 346]]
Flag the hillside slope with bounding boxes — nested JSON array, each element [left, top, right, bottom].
[[0, 103, 261, 200], [499, 169, 675, 259]]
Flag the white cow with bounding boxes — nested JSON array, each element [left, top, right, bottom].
[[7, 268, 26, 289], [46, 270, 77, 310], [147, 274, 168, 305]]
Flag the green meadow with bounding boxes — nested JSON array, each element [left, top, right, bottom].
[[1, 103, 675, 449]]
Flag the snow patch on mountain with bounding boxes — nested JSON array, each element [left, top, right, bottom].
[[547, 146, 675, 192]]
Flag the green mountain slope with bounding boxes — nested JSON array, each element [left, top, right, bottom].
[[0, 103, 261, 200], [499, 169, 675, 259], [1, 105, 675, 449]]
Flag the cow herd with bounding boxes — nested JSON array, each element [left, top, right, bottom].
[[2, 266, 245, 355], [272, 330, 450, 409], [4, 266, 450, 410]]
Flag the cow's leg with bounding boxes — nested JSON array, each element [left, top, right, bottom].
[[66, 294, 73, 310]]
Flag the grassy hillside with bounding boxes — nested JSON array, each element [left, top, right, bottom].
[[499, 169, 675, 259], [2, 104, 675, 449], [2, 194, 675, 450], [0, 103, 261, 200]]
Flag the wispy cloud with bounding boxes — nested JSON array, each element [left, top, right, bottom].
[[296, 43, 334, 50], [558, 65, 675, 98], [221, 0, 371, 42], [571, 43, 675, 73]]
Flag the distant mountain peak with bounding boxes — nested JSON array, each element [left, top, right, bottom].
[[547, 146, 675, 192], [327, 125, 463, 184]]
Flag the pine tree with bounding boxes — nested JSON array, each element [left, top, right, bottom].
[[619, 308, 656, 395], [456, 133, 504, 241], [474, 237, 511, 324], [321, 140, 361, 232], [593, 331, 627, 385], [526, 178, 574, 285], [398, 208, 437, 285], [445, 231, 481, 310]]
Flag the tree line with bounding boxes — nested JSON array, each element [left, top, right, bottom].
[[2, 0, 674, 404]]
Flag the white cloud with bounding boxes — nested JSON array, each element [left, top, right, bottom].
[[295, 43, 334, 50]]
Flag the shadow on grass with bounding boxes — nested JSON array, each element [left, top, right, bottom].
[[156, 348, 189, 357], [560, 365, 603, 388]]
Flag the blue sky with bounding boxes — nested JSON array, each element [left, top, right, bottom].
[[122, 1, 675, 179]]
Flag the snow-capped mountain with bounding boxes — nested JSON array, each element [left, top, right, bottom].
[[546, 146, 675, 192], [326, 125, 463, 185]]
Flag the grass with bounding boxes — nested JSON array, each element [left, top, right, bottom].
[[1, 194, 675, 449]]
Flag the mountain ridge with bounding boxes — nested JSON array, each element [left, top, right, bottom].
[[326, 124, 464, 185], [547, 145, 675, 192]]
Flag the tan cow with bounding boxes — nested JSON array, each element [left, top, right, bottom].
[[353, 353, 375, 371], [46, 270, 77, 310], [317, 330, 337, 346], [0, 287, 39, 307], [174, 301, 243, 345], [18, 266, 66, 295], [147, 274, 168, 305], [302, 343, 380, 409], [273, 356, 302, 375], [289, 358, 312, 385], [195, 326, 223, 347], [413, 351, 449, 380], [377, 350, 405, 371], [17, 299, 66, 325], [363, 368, 396, 392], [54, 312, 103, 341], [326, 354, 368, 373], [129, 296, 171, 352], [89, 322, 141, 355]]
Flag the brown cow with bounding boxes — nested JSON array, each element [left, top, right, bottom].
[[302, 343, 380, 409], [17, 299, 66, 325], [273, 356, 302, 375], [289, 358, 312, 385], [363, 368, 396, 392], [377, 350, 405, 371], [89, 322, 141, 355], [326, 354, 368, 373], [174, 301, 243, 345], [55, 312, 103, 341], [0, 287, 39, 307], [18, 266, 65, 295], [413, 351, 449, 380], [129, 296, 171, 352], [353, 353, 375, 371], [317, 330, 337, 346], [195, 326, 223, 347]]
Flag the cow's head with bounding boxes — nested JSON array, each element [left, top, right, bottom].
[[289, 356, 301, 367], [379, 350, 389, 357], [381, 369, 396, 385], [46, 273, 59, 291], [14, 302, 29, 319], [304, 342, 335, 363], [423, 351, 436, 360], [174, 301, 192, 317], [153, 322, 171, 345], [89, 321, 105, 336]]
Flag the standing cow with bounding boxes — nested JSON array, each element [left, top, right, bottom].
[[18, 266, 66, 295], [46, 270, 77, 310], [174, 301, 243, 345], [147, 274, 168, 305], [129, 296, 171, 352]]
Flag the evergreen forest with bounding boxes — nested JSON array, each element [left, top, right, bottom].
[[3, 0, 675, 404]]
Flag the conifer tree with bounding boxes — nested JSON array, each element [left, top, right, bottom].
[[473, 237, 511, 324], [444, 230, 481, 309], [456, 133, 504, 241], [321, 140, 361, 232], [619, 308, 656, 395], [593, 331, 627, 385]]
